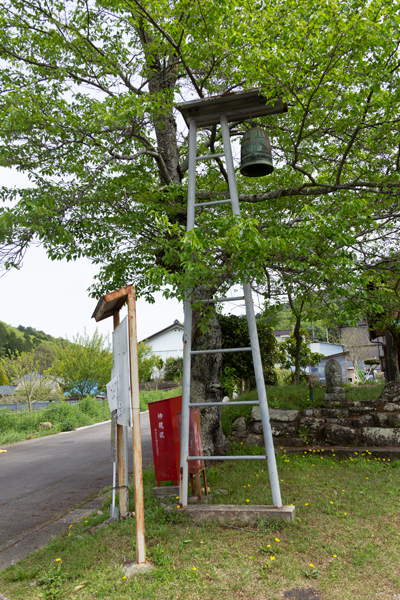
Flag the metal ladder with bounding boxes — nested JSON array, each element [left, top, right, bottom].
[[179, 114, 282, 508]]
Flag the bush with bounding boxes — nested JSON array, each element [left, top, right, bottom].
[[163, 356, 183, 381]]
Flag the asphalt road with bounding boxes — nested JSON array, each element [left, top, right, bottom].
[[0, 412, 153, 547]]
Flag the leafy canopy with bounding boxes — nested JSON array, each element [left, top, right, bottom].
[[0, 0, 399, 319]]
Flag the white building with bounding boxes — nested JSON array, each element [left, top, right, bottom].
[[140, 320, 184, 361]]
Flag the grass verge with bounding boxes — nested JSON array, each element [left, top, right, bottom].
[[1, 446, 399, 600]]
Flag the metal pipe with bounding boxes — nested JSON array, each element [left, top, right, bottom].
[[191, 347, 251, 355], [180, 118, 198, 508], [220, 114, 240, 216], [112, 460, 116, 512], [186, 119, 197, 232], [127, 290, 146, 564], [117, 424, 127, 517], [194, 199, 231, 208], [188, 455, 266, 461], [221, 112, 282, 508], [201, 295, 245, 304], [189, 401, 259, 407], [243, 281, 282, 507], [196, 152, 225, 161]]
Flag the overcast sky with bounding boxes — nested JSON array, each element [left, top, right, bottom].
[[0, 167, 183, 342]]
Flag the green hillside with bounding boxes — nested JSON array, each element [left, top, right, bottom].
[[0, 320, 66, 357]]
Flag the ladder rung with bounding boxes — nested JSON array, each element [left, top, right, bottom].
[[188, 401, 259, 407], [191, 347, 252, 355], [194, 199, 231, 208], [200, 295, 245, 304], [196, 153, 225, 161], [188, 455, 267, 461]]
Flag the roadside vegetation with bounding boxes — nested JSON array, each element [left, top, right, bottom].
[[0, 388, 182, 446], [1, 448, 399, 600]]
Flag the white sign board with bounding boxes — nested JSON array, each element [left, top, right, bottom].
[[111, 316, 132, 427]]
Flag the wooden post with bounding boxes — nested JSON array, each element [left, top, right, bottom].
[[127, 289, 146, 564], [113, 311, 128, 518]]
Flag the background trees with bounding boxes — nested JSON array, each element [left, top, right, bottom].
[[52, 330, 112, 397], [1, 351, 62, 410], [218, 314, 277, 392]]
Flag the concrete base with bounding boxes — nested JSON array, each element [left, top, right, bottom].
[[152, 486, 179, 498], [166, 504, 295, 524], [188, 495, 213, 504], [122, 561, 154, 577]]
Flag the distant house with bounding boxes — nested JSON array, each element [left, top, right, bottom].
[[308, 342, 350, 383], [273, 329, 292, 343], [140, 320, 184, 361]]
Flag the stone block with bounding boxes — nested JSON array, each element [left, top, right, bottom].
[[269, 408, 300, 422], [321, 408, 349, 418], [297, 418, 326, 433], [325, 418, 354, 428], [244, 433, 264, 447], [372, 413, 400, 427], [249, 420, 263, 434], [350, 415, 374, 427], [324, 424, 358, 445], [383, 403, 400, 412], [153, 486, 179, 498], [232, 416, 247, 431], [349, 404, 374, 414], [251, 406, 299, 422], [360, 427, 400, 446], [167, 504, 295, 524]]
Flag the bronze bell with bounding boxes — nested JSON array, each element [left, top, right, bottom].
[[240, 124, 274, 177]]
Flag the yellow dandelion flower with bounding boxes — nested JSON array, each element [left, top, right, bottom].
[[176, 496, 179, 499], [270, 556, 275, 561], [267, 544, 271, 548], [330, 501, 334, 504], [366, 477, 369, 480], [246, 499, 250, 502], [122, 576, 127, 580], [333, 554, 337, 558], [275, 538, 280, 542], [193, 567, 196, 571], [55, 558, 61, 562], [309, 563, 314, 567], [305, 502, 309, 506]]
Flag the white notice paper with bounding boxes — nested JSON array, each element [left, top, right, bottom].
[[106, 376, 118, 413]]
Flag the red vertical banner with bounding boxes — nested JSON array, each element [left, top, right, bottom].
[[149, 396, 182, 485]]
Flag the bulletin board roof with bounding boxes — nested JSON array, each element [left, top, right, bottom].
[[92, 285, 135, 322], [176, 88, 287, 128]]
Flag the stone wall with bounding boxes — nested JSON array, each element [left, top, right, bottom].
[[232, 383, 400, 447]]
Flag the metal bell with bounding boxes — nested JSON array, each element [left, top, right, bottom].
[[240, 125, 274, 177]]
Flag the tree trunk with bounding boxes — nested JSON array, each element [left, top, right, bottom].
[[190, 286, 228, 456], [293, 315, 302, 385], [387, 328, 400, 383]]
